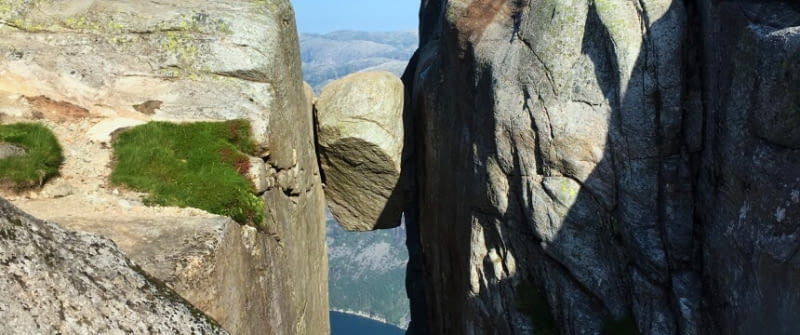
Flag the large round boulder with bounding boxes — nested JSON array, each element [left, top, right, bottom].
[[316, 71, 404, 231]]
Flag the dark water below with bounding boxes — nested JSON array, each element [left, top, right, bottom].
[[330, 311, 405, 335]]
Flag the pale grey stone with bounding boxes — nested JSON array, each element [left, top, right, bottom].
[[0, 198, 228, 334]]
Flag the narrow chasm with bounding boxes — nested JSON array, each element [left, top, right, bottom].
[[297, 23, 419, 333]]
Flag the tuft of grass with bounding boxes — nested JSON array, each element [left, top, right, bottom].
[[0, 123, 63, 189], [516, 280, 559, 335], [110, 120, 264, 226]]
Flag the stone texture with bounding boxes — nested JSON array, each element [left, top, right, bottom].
[[13, 200, 272, 335], [404, 1, 800, 334], [86, 117, 146, 144], [0, 142, 26, 159], [316, 71, 405, 231], [697, 3, 800, 334], [0, 1, 329, 334], [0, 0, 292, 151], [0, 197, 228, 334], [247, 155, 269, 194]]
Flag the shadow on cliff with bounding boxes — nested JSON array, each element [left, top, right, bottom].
[[403, 1, 708, 334], [511, 2, 703, 334]]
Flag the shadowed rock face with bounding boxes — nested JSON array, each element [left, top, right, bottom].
[[316, 71, 405, 231], [404, 0, 800, 334], [0, 198, 228, 334]]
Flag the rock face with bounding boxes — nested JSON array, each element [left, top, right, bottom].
[[0, 198, 227, 334], [0, 1, 329, 334], [697, 3, 800, 334], [404, 0, 800, 334], [316, 71, 405, 231], [11, 197, 273, 335], [0, 142, 26, 159], [1, 0, 292, 151], [86, 118, 146, 144]]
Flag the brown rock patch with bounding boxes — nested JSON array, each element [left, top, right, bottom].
[[133, 100, 162, 115], [24, 95, 89, 121]]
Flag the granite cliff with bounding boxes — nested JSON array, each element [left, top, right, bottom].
[[2, 0, 799, 334], [0, 0, 328, 334], [403, 0, 800, 334], [0, 198, 228, 334]]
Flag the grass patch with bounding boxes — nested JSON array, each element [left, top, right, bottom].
[[110, 120, 264, 226], [516, 280, 559, 335], [0, 123, 63, 189]]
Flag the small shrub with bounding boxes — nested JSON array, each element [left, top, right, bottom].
[[0, 123, 63, 189], [111, 120, 264, 226]]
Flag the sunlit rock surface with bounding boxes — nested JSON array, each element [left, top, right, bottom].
[[316, 71, 405, 231], [0, 1, 329, 334]]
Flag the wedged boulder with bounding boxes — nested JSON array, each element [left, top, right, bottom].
[[315, 71, 404, 231], [0, 198, 227, 334]]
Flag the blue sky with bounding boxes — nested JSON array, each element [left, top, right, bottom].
[[292, 1, 419, 33]]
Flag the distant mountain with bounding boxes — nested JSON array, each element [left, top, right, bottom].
[[300, 30, 418, 92], [326, 213, 410, 328]]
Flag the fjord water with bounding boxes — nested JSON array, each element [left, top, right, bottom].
[[330, 311, 405, 335]]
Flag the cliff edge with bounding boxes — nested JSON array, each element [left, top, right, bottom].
[[0, 0, 328, 334], [404, 1, 800, 334], [0, 198, 227, 334]]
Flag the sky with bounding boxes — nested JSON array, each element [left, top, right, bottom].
[[291, 1, 419, 34]]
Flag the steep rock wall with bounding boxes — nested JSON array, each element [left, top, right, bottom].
[[404, 0, 799, 334], [0, 1, 328, 334], [697, 3, 800, 334]]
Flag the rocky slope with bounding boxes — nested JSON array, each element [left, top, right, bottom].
[[0, 0, 328, 333], [403, 0, 800, 334], [0, 198, 227, 334]]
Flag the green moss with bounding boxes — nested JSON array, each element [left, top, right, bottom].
[[110, 120, 264, 226], [0, 0, 30, 17], [603, 315, 639, 335], [0, 0, 52, 32], [516, 280, 559, 335], [155, 13, 232, 79], [0, 123, 63, 190]]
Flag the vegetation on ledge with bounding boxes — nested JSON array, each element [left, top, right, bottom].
[[110, 120, 264, 226], [0, 123, 63, 190]]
